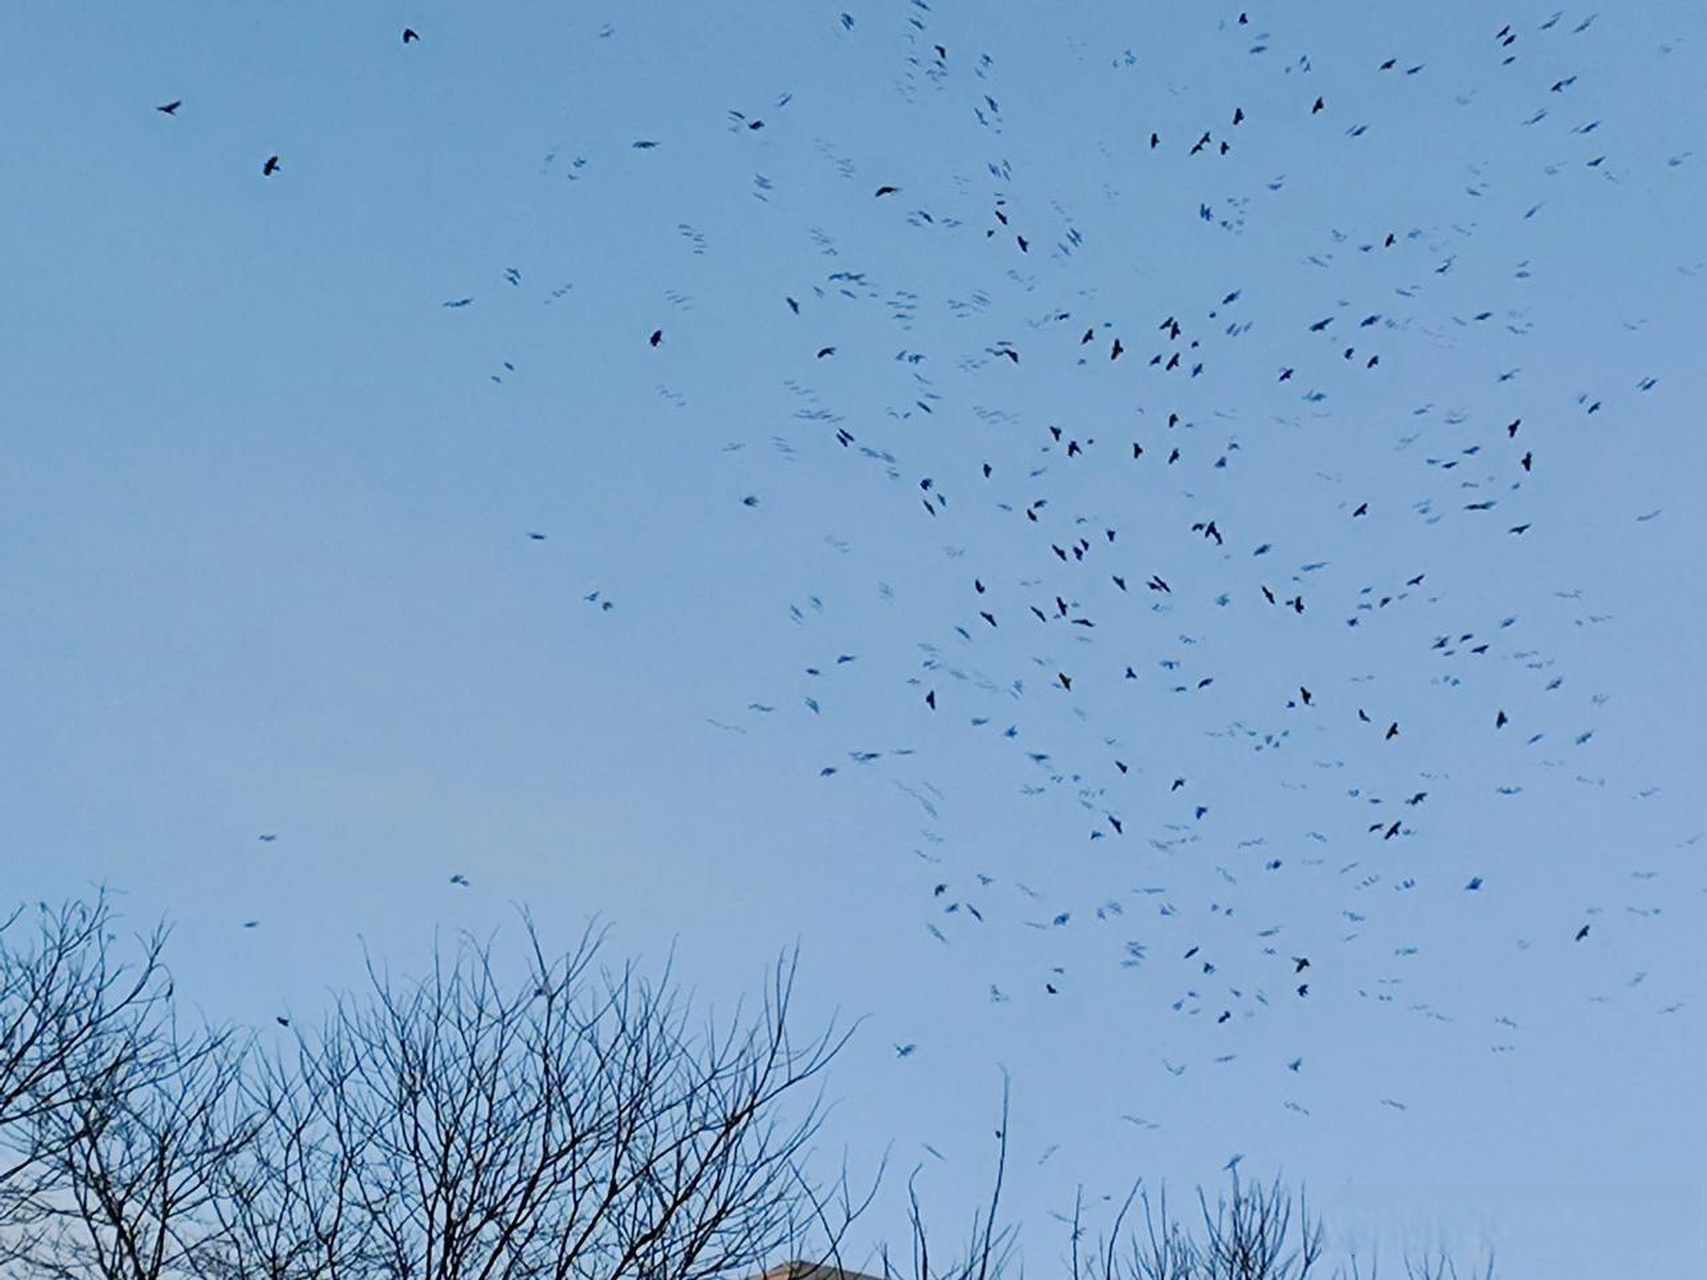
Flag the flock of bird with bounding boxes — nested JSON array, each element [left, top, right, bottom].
[[153, 5, 1693, 1125]]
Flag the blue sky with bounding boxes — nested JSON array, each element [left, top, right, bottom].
[[2, 1, 1704, 1274]]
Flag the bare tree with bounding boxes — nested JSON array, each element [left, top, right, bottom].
[[12, 1015, 257, 1280], [0, 893, 177, 1262], [876, 1074, 1017, 1280], [213, 916, 868, 1280], [877, 1084, 1490, 1280]]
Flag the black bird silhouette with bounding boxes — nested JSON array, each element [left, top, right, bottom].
[[1233, 107, 1244, 125], [925, 690, 936, 710], [157, 100, 182, 115], [1150, 131, 1160, 148], [1575, 924, 1591, 941], [1311, 96, 1325, 113], [816, 346, 836, 358], [874, 185, 898, 197], [262, 155, 281, 176], [1386, 722, 1400, 740], [276, 1016, 290, 1027], [1058, 672, 1072, 691], [403, 27, 420, 43], [1294, 957, 1310, 973], [649, 329, 663, 347]]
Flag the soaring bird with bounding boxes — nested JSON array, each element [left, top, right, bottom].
[[262, 155, 281, 176], [874, 185, 898, 197], [649, 329, 663, 347], [1575, 924, 1591, 941], [157, 100, 182, 115], [402, 27, 421, 43]]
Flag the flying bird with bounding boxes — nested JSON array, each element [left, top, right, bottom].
[[262, 155, 281, 176], [402, 27, 420, 43], [156, 100, 181, 115]]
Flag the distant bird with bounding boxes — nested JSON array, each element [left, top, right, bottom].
[[925, 689, 936, 710], [258, 833, 277, 842], [402, 27, 421, 43], [816, 346, 836, 358], [242, 921, 259, 929], [450, 874, 470, 886], [1293, 957, 1310, 973], [1575, 924, 1591, 941], [649, 329, 663, 347], [1386, 722, 1400, 740], [874, 185, 898, 197], [1496, 710, 1509, 728], [895, 1043, 916, 1058], [527, 531, 546, 541], [262, 155, 281, 176], [1465, 877, 1484, 891], [276, 1016, 290, 1027], [1312, 96, 1325, 113], [157, 100, 182, 115]]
